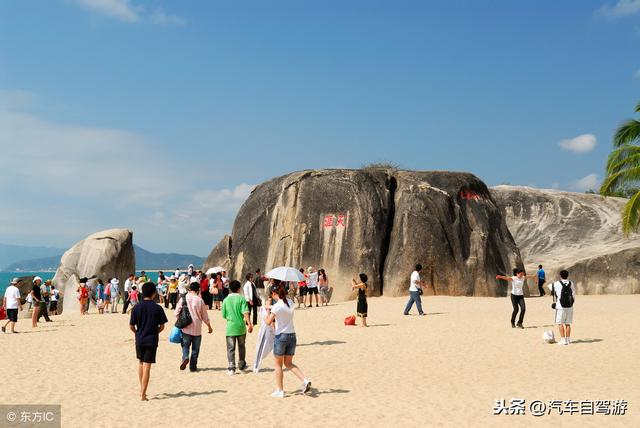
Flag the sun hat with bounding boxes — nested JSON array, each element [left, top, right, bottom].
[[11, 278, 19, 285], [110, 278, 120, 286], [33, 276, 43, 283], [44, 279, 52, 285]]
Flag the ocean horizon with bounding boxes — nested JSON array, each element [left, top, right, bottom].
[[0, 270, 164, 295]]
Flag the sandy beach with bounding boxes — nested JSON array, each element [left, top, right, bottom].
[[1, 294, 638, 427]]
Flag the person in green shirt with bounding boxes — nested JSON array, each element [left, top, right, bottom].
[[222, 280, 253, 374]]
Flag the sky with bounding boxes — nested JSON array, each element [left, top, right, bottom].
[[0, 0, 639, 255]]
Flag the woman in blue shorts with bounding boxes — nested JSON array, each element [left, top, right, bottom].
[[266, 282, 311, 398]]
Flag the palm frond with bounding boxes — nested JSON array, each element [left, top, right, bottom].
[[636, 101, 640, 113], [614, 119, 640, 147], [605, 145, 640, 174], [600, 166, 640, 195], [622, 191, 640, 235]]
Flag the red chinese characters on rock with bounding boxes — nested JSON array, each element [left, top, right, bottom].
[[323, 215, 335, 228], [323, 213, 348, 228], [459, 190, 482, 201]]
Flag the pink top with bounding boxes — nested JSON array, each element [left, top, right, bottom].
[[175, 293, 210, 336]]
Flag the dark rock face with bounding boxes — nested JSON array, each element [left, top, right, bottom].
[[208, 169, 522, 300], [384, 172, 523, 297], [491, 186, 640, 294], [202, 235, 232, 272], [228, 170, 391, 301], [14, 276, 36, 302], [53, 229, 136, 313]]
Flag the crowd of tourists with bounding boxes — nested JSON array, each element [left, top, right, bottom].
[[2, 261, 577, 400]]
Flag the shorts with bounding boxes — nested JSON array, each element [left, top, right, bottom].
[[319, 286, 329, 297], [136, 344, 158, 363], [307, 287, 318, 295], [555, 307, 573, 325], [49, 301, 58, 312], [6, 308, 18, 322], [274, 333, 297, 356], [299, 287, 308, 296]]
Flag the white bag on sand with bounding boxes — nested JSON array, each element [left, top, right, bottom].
[[543, 330, 556, 343]]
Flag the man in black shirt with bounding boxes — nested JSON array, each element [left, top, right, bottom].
[[37, 279, 53, 323], [129, 282, 168, 401]]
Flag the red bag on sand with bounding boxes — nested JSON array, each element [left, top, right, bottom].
[[344, 315, 356, 326], [0, 307, 6, 320]]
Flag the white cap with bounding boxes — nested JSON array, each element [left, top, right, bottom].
[[110, 278, 120, 286], [11, 278, 19, 285], [33, 276, 43, 283]]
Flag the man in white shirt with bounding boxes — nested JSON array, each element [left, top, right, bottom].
[[403, 264, 427, 316], [243, 273, 258, 326], [122, 273, 135, 314], [549, 270, 576, 345], [305, 267, 320, 308], [2, 278, 23, 334]]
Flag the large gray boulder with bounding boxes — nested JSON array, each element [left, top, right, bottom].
[[53, 229, 135, 313], [206, 169, 522, 300], [384, 172, 522, 297], [491, 186, 640, 294]]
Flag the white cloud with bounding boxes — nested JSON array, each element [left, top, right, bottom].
[[71, 0, 186, 25], [551, 182, 560, 189], [0, 93, 251, 254], [634, 69, 640, 79], [72, 0, 141, 22], [570, 174, 600, 192], [558, 133, 597, 154], [193, 184, 255, 211], [150, 7, 187, 26], [597, 0, 640, 17]]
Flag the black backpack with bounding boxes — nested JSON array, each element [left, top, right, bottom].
[[557, 280, 574, 308]]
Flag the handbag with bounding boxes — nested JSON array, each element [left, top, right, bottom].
[[175, 297, 193, 329], [344, 315, 356, 326], [169, 326, 183, 343], [418, 288, 424, 296], [551, 282, 556, 309]]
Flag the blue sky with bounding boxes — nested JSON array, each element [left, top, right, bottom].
[[1, 0, 639, 255]]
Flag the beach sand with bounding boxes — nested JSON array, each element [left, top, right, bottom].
[[1, 295, 638, 427]]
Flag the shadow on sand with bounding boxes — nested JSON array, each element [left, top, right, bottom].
[[297, 340, 346, 347], [152, 390, 226, 400], [524, 324, 554, 329], [290, 388, 350, 398], [570, 338, 603, 344], [367, 324, 392, 328]]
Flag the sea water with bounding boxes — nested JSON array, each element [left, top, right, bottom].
[[0, 270, 166, 295], [0, 271, 55, 295]]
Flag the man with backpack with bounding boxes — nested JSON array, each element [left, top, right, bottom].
[[549, 270, 576, 346]]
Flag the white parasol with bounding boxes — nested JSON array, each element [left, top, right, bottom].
[[205, 266, 225, 275], [265, 266, 305, 282]]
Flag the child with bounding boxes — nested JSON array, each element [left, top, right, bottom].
[[128, 286, 139, 313], [129, 282, 168, 401], [221, 280, 253, 375]]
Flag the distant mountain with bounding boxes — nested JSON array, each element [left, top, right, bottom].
[[0, 243, 67, 270], [3, 245, 204, 272], [133, 246, 204, 270]]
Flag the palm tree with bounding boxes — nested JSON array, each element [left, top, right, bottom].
[[600, 101, 640, 235]]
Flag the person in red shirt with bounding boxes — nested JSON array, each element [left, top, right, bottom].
[[199, 273, 212, 310], [297, 268, 307, 308]]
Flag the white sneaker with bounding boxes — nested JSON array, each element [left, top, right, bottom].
[[271, 390, 284, 398], [565, 337, 571, 345], [301, 379, 312, 394], [227, 369, 235, 376], [557, 338, 566, 345]]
